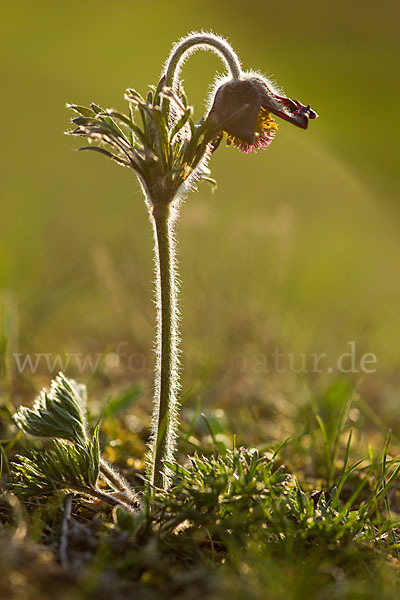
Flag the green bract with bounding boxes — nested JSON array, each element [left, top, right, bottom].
[[13, 372, 88, 446], [66, 81, 220, 207], [13, 372, 141, 511], [11, 428, 100, 498]]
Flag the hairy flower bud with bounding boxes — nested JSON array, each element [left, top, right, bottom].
[[207, 74, 317, 153]]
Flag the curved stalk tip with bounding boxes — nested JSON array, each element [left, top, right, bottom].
[[164, 32, 242, 91]]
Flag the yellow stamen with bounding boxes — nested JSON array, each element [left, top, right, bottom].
[[256, 106, 278, 136], [224, 107, 278, 150]]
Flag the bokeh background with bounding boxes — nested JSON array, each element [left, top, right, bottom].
[[1, 0, 399, 443]]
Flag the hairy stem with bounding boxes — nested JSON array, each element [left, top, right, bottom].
[[66, 484, 138, 513], [164, 32, 242, 91], [148, 204, 179, 491], [99, 458, 141, 507]]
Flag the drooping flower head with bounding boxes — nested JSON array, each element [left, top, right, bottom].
[[66, 33, 318, 208], [207, 73, 318, 153]]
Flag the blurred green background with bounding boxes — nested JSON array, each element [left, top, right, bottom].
[[1, 0, 399, 434]]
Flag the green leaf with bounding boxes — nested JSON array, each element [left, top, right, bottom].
[[78, 146, 130, 167], [11, 430, 101, 499], [112, 505, 142, 533], [199, 174, 217, 188], [101, 110, 147, 146], [124, 88, 145, 104], [153, 75, 166, 106], [67, 104, 95, 117], [170, 107, 192, 142], [73, 114, 130, 146], [160, 87, 187, 114], [90, 103, 105, 114]]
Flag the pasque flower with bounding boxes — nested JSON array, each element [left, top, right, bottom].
[[207, 74, 318, 153], [66, 32, 317, 494]]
